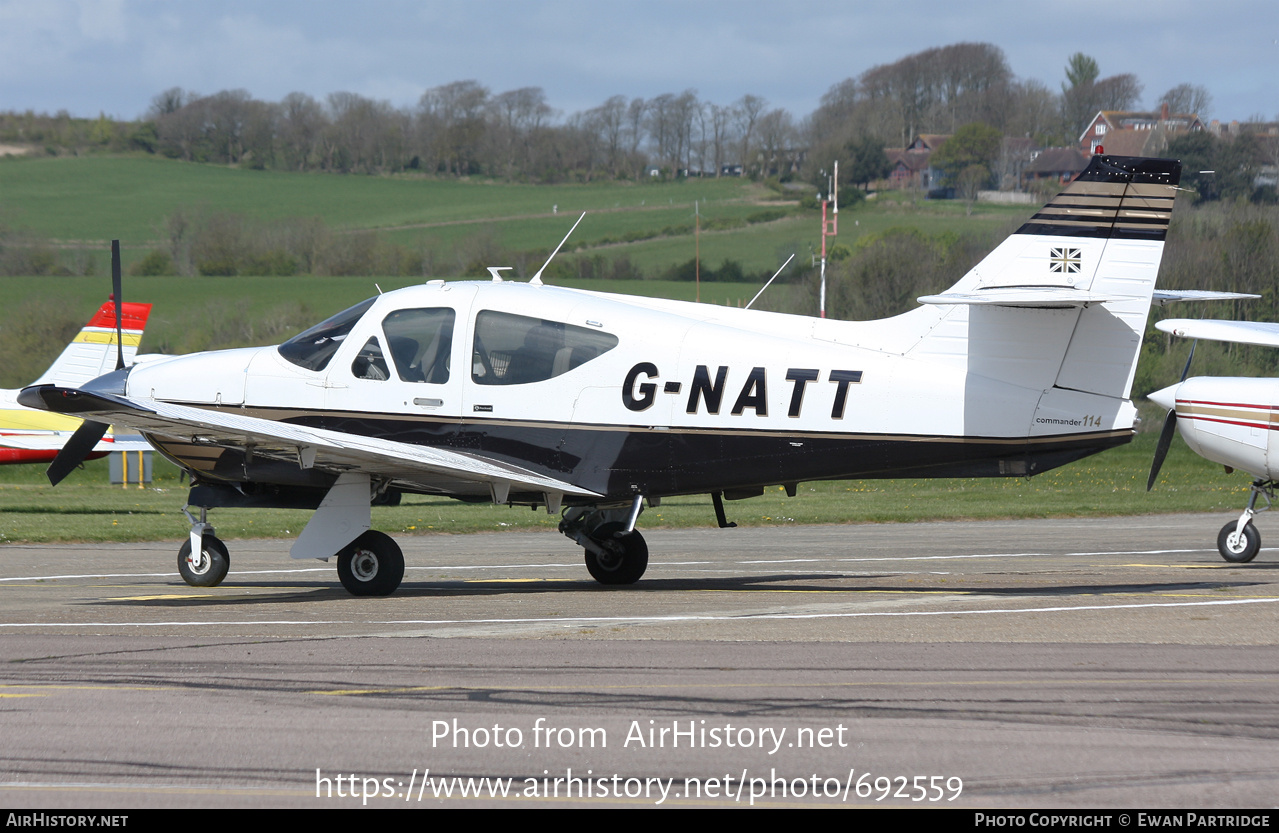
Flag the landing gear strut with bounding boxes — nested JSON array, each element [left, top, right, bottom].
[[560, 498, 648, 585], [583, 522, 649, 585], [1218, 479, 1272, 563], [178, 505, 229, 586]]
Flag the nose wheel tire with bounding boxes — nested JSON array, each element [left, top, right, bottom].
[[178, 534, 230, 587], [584, 522, 648, 585], [337, 531, 405, 596], [1218, 521, 1261, 563]]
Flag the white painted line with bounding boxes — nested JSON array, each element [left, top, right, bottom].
[[1, 597, 1274, 628]]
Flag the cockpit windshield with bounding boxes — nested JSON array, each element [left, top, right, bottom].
[[278, 297, 376, 372]]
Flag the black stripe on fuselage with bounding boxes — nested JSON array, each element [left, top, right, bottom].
[[152, 404, 1133, 503]]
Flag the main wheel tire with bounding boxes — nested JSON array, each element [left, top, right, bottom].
[[337, 530, 405, 596], [1218, 521, 1261, 563], [177, 534, 230, 587], [584, 522, 648, 585]]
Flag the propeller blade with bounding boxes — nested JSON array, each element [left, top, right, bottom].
[[111, 240, 124, 371], [1146, 409, 1179, 491], [1180, 339, 1196, 382], [46, 420, 109, 486]]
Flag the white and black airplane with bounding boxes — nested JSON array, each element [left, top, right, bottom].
[[21, 154, 1218, 595], [1148, 319, 1279, 563]]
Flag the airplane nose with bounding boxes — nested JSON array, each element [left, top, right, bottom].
[[1148, 383, 1179, 412]]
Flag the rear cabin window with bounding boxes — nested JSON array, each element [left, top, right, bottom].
[[471, 311, 618, 386], [278, 298, 376, 372]]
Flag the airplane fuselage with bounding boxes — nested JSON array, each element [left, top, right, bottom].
[[129, 279, 1134, 504]]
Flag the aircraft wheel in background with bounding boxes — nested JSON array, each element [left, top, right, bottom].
[[1218, 521, 1261, 563]]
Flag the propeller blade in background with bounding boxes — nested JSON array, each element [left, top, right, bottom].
[[1180, 339, 1196, 383], [1146, 409, 1179, 491], [111, 240, 124, 371]]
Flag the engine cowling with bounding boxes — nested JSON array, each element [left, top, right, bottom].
[[1150, 376, 1279, 480]]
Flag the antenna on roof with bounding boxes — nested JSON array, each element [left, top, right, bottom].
[[745, 253, 795, 310], [530, 212, 585, 286], [487, 267, 512, 282]]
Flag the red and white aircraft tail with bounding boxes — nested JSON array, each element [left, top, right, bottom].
[[0, 299, 152, 465]]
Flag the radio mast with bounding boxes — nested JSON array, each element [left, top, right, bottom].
[[819, 161, 838, 318]]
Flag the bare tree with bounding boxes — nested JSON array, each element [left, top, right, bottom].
[[488, 87, 554, 179], [1159, 83, 1212, 117], [148, 87, 190, 119], [1094, 73, 1143, 111], [735, 94, 766, 177], [418, 80, 489, 176], [755, 108, 794, 177], [278, 92, 325, 171]]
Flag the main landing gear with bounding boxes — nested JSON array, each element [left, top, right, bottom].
[[178, 503, 406, 595], [1217, 479, 1273, 564], [336, 530, 404, 596], [560, 498, 649, 585]]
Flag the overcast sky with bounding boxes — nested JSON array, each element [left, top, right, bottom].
[[1, 0, 1275, 126]]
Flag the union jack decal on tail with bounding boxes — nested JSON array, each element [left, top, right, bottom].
[[1049, 247, 1082, 274]]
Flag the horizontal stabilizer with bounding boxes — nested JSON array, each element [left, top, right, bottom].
[[1156, 319, 1279, 348], [918, 285, 1121, 308], [1152, 290, 1260, 307]]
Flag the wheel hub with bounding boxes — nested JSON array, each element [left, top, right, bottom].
[[187, 550, 210, 574], [351, 549, 379, 581]]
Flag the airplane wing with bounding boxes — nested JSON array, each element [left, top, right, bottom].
[[1156, 319, 1279, 349], [19, 385, 600, 498]]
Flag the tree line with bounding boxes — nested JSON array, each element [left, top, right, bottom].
[[0, 44, 1246, 190]]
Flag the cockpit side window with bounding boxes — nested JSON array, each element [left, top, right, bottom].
[[382, 308, 455, 384], [351, 337, 390, 381], [472, 311, 618, 386], [278, 297, 376, 372]]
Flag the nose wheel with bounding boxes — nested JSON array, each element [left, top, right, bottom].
[[1218, 479, 1272, 563], [1218, 521, 1261, 563], [178, 533, 230, 587]]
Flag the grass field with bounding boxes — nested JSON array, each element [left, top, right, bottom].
[[0, 431, 1248, 545], [0, 154, 762, 251], [0, 154, 1037, 370], [0, 154, 1035, 278]]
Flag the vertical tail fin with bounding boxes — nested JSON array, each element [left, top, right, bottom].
[[1034, 156, 1179, 399], [914, 155, 1180, 401], [31, 300, 152, 388]]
